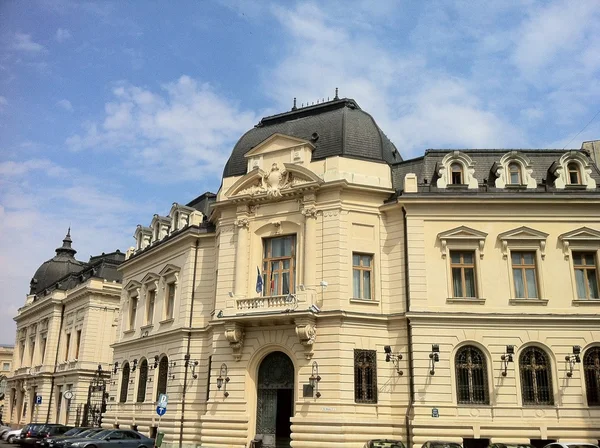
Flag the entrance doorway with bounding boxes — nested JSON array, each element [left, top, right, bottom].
[[256, 351, 294, 448]]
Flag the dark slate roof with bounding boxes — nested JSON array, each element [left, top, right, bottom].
[[187, 191, 216, 218], [222, 98, 401, 178], [392, 148, 600, 193]]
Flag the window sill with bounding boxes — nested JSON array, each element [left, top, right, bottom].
[[446, 184, 468, 189], [140, 324, 154, 331], [159, 318, 174, 325], [446, 297, 486, 304], [123, 329, 135, 335], [349, 298, 380, 305], [509, 298, 549, 305], [572, 299, 600, 306], [504, 184, 528, 189], [565, 184, 587, 190]]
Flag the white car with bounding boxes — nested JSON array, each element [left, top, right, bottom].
[[544, 443, 599, 448], [3, 429, 23, 444], [0, 426, 12, 437]]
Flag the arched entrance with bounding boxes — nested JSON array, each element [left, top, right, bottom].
[[256, 351, 294, 448]]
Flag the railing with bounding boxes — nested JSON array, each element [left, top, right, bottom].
[[236, 294, 297, 311]]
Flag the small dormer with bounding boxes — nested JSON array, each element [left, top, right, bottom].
[[550, 151, 597, 190], [493, 151, 537, 189], [134, 225, 152, 251], [244, 133, 315, 173], [168, 203, 203, 232], [436, 151, 478, 189], [150, 215, 170, 243]]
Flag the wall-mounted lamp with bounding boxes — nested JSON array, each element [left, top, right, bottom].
[[566, 345, 581, 377], [384, 345, 403, 376], [113, 362, 119, 374], [308, 361, 321, 398], [185, 354, 199, 379], [216, 363, 230, 397], [501, 345, 514, 377], [429, 344, 440, 375], [228, 292, 235, 298], [169, 361, 176, 380], [132, 359, 138, 372], [153, 355, 159, 369]]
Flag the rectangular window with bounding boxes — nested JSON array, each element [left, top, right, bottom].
[[511, 251, 539, 298], [75, 330, 81, 359], [352, 253, 373, 300], [129, 297, 138, 329], [147, 290, 156, 324], [262, 235, 296, 296], [56, 385, 63, 423], [354, 349, 377, 403], [3, 362, 10, 371], [19, 340, 25, 364], [574, 252, 599, 299], [29, 338, 35, 365], [166, 284, 175, 319], [64, 333, 71, 361], [450, 251, 477, 298], [40, 335, 47, 363]]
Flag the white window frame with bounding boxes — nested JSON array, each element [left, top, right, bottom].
[[559, 227, 600, 304], [159, 265, 180, 323], [352, 252, 374, 300], [551, 151, 597, 190], [123, 280, 141, 334], [141, 273, 159, 328]]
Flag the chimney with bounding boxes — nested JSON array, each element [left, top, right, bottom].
[[581, 140, 600, 168]]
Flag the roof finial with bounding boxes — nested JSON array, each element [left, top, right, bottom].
[[334, 87, 339, 100], [292, 97, 297, 111]]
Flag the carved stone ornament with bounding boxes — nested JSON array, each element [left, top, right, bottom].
[[234, 218, 250, 229], [224, 323, 245, 361], [295, 318, 317, 359], [236, 162, 313, 197], [301, 206, 318, 219]]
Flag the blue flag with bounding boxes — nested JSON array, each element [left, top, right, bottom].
[[256, 266, 263, 294]]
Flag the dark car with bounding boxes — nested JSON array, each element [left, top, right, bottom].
[[35, 427, 78, 448], [363, 440, 406, 448], [489, 444, 536, 448], [423, 442, 463, 448], [48, 429, 104, 448], [65, 430, 154, 448], [19, 425, 59, 446]]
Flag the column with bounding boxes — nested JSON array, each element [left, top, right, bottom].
[[234, 217, 249, 297], [302, 196, 318, 295]]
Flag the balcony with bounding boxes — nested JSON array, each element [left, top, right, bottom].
[[236, 294, 298, 311]]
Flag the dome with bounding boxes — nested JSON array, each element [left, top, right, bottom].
[[222, 97, 401, 178], [29, 229, 86, 295]]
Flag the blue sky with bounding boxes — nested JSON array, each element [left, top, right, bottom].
[[1, 0, 600, 343]]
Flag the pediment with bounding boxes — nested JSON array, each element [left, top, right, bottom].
[[559, 227, 600, 242], [498, 226, 549, 241], [226, 162, 322, 199], [244, 133, 314, 158], [140, 272, 159, 285], [159, 264, 181, 278], [124, 280, 141, 292], [438, 226, 488, 240]]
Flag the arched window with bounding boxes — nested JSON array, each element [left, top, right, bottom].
[[568, 163, 581, 185], [156, 356, 168, 401], [508, 163, 522, 185], [584, 347, 600, 406], [136, 359, 148, 403], [451, 163, 463, 185], [455, 345, 489, 404], [519, 347, 553, 405], [119, 362, 130, 403]]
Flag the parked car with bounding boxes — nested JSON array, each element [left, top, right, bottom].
[[40, 428, 92, 448], [64, 430, 154, 448], [544, 444, 599, 448], [0, 426, 13, 438], [20, 424, 65, 446], [34, 427, 74, 447], [423, 442, 462, 448], [489, 444, 536, 448], [363, 440, 406, 448], [48, 429, 104, 448], [4, 429, 24, 444]]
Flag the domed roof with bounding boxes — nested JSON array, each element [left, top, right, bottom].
[[29, 229, 86, 295], [222, 97, 401, 178]]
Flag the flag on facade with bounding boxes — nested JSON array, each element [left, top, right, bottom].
[[256, 266, 263, 294]]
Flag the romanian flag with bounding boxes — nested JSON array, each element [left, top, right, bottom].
[[255, 267, 263, 294]]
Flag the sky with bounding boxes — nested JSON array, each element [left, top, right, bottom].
[[1, 0, 600, 344]]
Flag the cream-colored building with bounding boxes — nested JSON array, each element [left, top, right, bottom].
[[0, 345, 14, 419], [105, 97, 600, 448], [6, 231, 123, 428]]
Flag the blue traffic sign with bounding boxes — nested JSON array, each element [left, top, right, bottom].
[[35, 396, 42, 405], [156, 406, 166, 417]]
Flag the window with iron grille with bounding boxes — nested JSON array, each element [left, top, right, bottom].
[[262, 235, 296, 296], [156, 356, 168, 400], [584, 347, 600, 406], [455, 345, 489, 405], [519, 347, 554, 405], [120, 362, 130, 403], [136, 359, 148, 403], [354, 349, 377, 403]]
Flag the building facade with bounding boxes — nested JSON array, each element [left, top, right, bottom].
[[104, 98, 600, 448], [0, 345, 14, 420], [6, 231, 123, 428]]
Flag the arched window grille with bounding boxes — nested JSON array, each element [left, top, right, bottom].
[[156, 356, 168, 401], [455, 345, 489, 404], [508, 163, 522, 185], [136, 359, 148, 403], [354, 349, 377, 403], [119, 362, 130, 403], [451, 163, 463, 185], [567, 163, 581, 185], [584, 347, 600, 406], [519, 347, 554, 405]]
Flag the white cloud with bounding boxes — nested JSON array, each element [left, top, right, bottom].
[[56, 98, 73, 111], [55, 27, 72, 42], [10, 32, 45, 53], [0, 159, 68, 177], [0, 95, 7, 111], [66, 76, 259, 182]]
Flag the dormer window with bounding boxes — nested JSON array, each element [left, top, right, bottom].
[[451, 163, 463, 185], [568, 163, 581, 185], [508, 163, 521, 185]]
